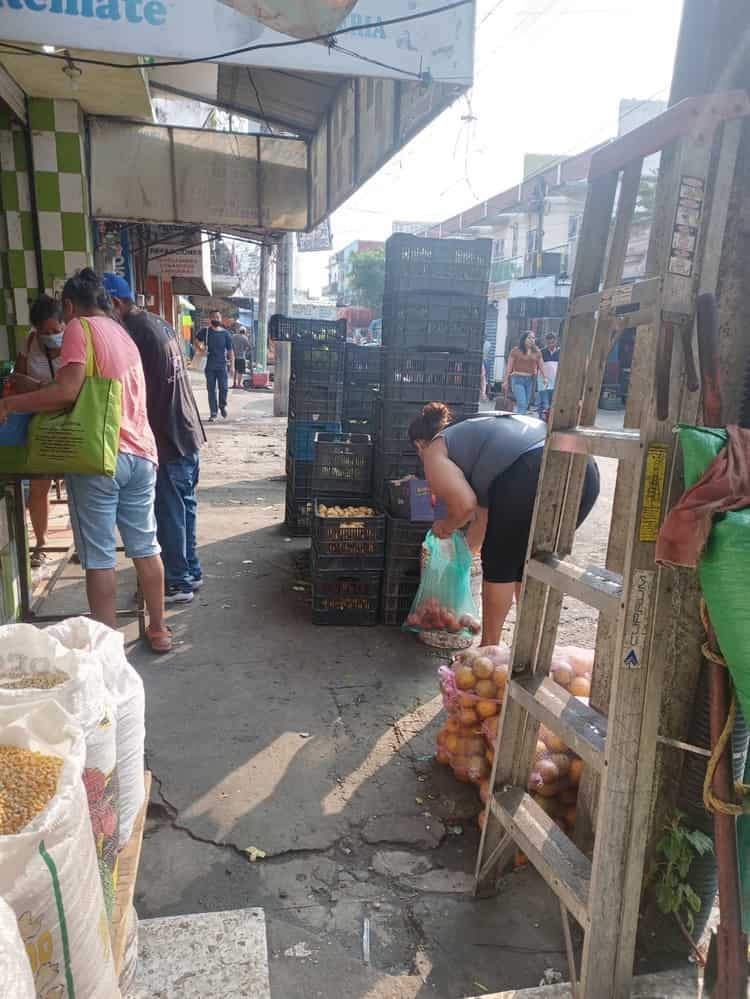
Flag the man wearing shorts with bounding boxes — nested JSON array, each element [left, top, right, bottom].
[[231, 323, 250, 389], [0, 269, 171, 653]]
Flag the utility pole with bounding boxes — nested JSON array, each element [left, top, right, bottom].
[[273, 233, 294, 417], [256, 241, 270, 372]]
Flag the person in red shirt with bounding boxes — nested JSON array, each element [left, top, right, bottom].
[[0, 269, 171, 653]]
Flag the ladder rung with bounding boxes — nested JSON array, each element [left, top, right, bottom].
[[569, 276, 659, 321], [490, 788, 591, 929], [550, 427, 643, 461], [526, 555, 623, 616], [509, 674, 608, 773]]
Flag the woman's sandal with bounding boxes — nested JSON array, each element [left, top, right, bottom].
[[146, 625, 173, 654], [30, 549, 48, 569]]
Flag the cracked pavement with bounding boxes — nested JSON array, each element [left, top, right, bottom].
[[41, 383, 619, 997]]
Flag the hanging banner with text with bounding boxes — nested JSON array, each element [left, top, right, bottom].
[[0, 0, 475, 84]]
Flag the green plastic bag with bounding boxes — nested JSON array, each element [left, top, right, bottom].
[[677, 424, 750, 932], [404, 531, 481, 638], [26, 318, 122, 477]]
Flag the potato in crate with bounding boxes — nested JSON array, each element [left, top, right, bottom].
[[312, 500, 385, 571]]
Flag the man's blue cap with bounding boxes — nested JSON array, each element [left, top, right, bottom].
[[101, 272, 133, 300]]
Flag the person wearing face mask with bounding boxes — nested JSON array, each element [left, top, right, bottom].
[[10, 295, 65, 566]]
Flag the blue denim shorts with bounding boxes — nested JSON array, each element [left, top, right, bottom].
[[66, 452, 161, 570]]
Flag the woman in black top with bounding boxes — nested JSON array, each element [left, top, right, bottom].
[[409, 402, 599, 645]]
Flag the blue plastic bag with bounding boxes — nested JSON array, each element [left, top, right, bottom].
[[404, 531, 481, 637]]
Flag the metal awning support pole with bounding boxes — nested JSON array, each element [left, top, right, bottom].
[[256, 242, 270, 371], [273, 234, 294, 417]]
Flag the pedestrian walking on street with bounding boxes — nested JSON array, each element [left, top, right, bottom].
[[231, 323, 250, 389], [504, 331, 546, 415], [538, 331, 560, 420], [197, 310, 234, 420], [103, 273, 207, 606]]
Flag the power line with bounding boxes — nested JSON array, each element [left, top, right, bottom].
[[0, 0, 472, 71], [479, 0, 512, 27]]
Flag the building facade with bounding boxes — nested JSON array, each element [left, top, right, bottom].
[[324, 239, 384, 305]]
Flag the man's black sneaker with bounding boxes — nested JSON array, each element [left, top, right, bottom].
[[165, 587, 194, 605], [220, 407, 228, 419]]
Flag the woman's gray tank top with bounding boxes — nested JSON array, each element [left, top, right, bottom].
[[439, 414, 547, 506]]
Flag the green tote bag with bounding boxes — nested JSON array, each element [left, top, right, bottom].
[[26, 318, 122, 476]]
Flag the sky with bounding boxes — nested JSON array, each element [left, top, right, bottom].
[[295, 0, 685, 297]]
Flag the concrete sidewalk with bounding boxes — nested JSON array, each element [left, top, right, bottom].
[[40, 383, 691, 998]]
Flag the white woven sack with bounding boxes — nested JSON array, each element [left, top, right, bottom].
[[46, 618, 145, 850], [0, 624, 119, 918], [0, 896, 35, 999], [0, 701, 120, 998]]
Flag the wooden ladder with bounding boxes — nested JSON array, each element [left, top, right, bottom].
[[474, 91, 750, 999]]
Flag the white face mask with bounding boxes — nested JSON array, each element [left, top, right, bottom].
[[39, 333, 63, 349]]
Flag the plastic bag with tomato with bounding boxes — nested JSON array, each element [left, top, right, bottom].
[[404, 531, 480, 638]]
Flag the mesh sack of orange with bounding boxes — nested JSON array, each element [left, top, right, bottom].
[[436, 646, 510, 783]]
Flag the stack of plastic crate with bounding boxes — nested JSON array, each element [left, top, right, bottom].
[[342, 343, 381, 438], [311, 432, 382, 625], [271, 315, 346, 535], [374, 235, 490, 497]]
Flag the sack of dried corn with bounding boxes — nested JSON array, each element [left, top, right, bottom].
[[0, 701, 119, 998], [46, 618, 145, 850], [0, 624, 119, 921], [0, 896, 35, 999]]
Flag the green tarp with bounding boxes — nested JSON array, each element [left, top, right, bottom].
[[678, 425, 750, 932]]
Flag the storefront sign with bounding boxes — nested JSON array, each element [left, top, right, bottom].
[[297, 219, 333, 253], [147, 234, 212, 295], [0, 0, 475, 83]]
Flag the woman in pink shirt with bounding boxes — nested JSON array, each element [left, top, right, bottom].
[[0, 269, 170, 652]]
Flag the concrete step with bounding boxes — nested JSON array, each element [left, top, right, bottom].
[[126, 908, 270, 998]]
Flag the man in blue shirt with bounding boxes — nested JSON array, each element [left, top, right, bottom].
[[196, 310, 234, 421]]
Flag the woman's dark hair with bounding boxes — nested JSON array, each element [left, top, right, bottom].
[[61, 268, 106, 311], [30, 294, 62, 330], [519, 330, 537, 354], [408, 402, 452, 445]]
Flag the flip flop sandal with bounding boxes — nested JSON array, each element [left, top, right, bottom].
[[146, 625, 173, 655], [30, 549, 48, 568]]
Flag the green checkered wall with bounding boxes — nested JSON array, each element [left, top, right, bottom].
[[0, 100, 38, 361], [0, 97, 93, 362], [28, 97, 92, 294]]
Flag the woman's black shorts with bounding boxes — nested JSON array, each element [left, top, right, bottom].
[[481, 447, 600, 584]]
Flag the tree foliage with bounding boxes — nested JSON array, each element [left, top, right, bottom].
[[347, 250, 385, 313]]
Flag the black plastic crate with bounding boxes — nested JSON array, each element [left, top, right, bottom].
[[384, 234, 492, 298], [287, 419, 342, 461], [385, 515, 429, 573], [380, 569, 420, 626], [342, 416, 378, 438], [343, 382, 381, 423], [373, 446, 421, 489], [311, 566, 381, 625], [382, 348, 482, 405], [345, 343, 383, 383], [289, 379, 344, 421], [312, 433, 373, 496], [312, 498, 384, 565], [284, 460, 343, 536], [382, 293, 487, 353], [376, 399, 479, 454], [380, 349, 482, 405], [270, 314, 346, 343], [291, 339, 345, 383]]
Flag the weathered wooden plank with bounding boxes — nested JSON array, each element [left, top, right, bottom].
[[490, 789, 592, 930], [525, 555, 622, 616], [509, 675, 607, 772], [550, 428, 643, 461]]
